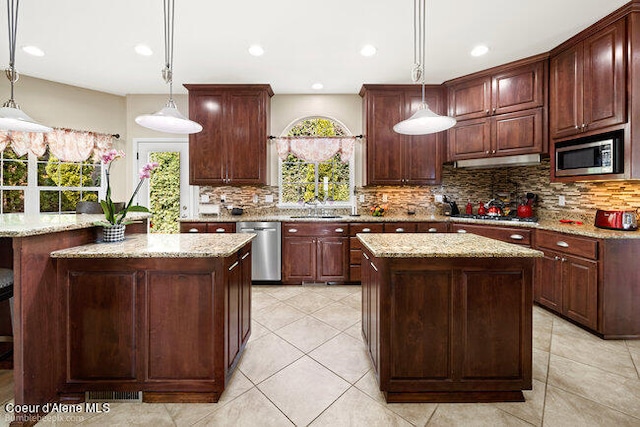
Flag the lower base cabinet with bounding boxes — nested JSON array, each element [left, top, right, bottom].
[[57, 245, 252, 402], [361, 248, 533, 402]]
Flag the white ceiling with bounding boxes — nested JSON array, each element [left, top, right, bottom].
[[2, 0, 630, 96]]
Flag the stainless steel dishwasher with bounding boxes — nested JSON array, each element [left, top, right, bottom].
[[237, 221, 281, 281]]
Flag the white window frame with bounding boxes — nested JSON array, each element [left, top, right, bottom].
[[276, 116, 355, 209]]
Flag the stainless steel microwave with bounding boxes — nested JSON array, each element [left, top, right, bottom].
[[555, 132, 623, 177]]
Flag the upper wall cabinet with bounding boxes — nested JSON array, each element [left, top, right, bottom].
[[360, 84, 445, 186], [185, 84, 273, 186], [445, 55, 548, 162], [549, 19, 626, 140]]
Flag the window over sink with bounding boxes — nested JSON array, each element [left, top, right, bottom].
[[278, 117, 354, 208]]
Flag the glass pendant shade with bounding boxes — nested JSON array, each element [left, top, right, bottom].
[[393, 104, 456, 135], [0, 104, 52, 132], [135, 100, 202, 134]]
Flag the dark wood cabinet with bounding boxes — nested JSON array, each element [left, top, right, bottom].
[[360, 85, 445, 185], [361, 247, 533, 402], [185, 84, 273, 186], [180, 222, 235, 234], [451, 223, 532, 246], [446, 56, 548, 161], [534, 230, 599, 331], [282, 222, 348, 284], [549, 20, 626, 139], [382, 222, 418, 233], [349, 223, 384, 282], [58, 243, 252, 402], [416, 222, 449, 233]]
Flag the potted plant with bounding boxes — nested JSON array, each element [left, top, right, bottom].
[[96, 149, 158, 242]]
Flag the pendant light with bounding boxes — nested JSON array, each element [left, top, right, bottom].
[[135, 0, 202, 134], [394, 0, 456, 135], [0, 0, 51, 133]]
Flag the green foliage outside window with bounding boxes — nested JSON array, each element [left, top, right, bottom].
[[39, 152, 100, 212], [0, 147, 27, 213], [148, 151, 180, 233], [280, 118, 351, 204]]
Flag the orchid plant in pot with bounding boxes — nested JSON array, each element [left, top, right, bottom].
[[96, 149, 158, 242]]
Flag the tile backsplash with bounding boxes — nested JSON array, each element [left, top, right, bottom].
[[199, 158, 640, 221]]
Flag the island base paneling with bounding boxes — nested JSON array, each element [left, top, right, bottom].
[[361, 251, 533, 403], [56, 246, 251, 404]]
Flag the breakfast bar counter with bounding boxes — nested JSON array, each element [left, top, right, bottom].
[[357, 233, 542, 403]]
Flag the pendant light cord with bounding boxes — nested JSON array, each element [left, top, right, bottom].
[[162, 0, 175, 103], [412, 0, 427, 106], [5, 0, 19, 105]]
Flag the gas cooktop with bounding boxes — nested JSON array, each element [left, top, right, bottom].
[[451, 214, 538, 223]]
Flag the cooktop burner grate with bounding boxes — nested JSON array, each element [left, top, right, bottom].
[[451, 214, 538, 223]]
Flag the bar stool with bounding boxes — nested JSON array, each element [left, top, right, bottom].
[[0, 268, 13, 359]]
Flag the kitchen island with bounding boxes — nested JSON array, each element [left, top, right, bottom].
[[357, 233, 543, 403], [50, 233, 254, 406]]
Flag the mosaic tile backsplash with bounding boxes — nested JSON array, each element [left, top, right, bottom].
[[199, 159, 640, 222]]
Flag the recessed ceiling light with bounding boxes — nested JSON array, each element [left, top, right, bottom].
[[311, 82, 324, 90], [21, 45, 44, 57], [248, 45, 265, 57], [470, 45, 489, 57], [360, 44, 377, 57], [134, 44, 153, 56]]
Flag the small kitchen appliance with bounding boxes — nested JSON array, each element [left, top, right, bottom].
[[594, 210, 638, 231]]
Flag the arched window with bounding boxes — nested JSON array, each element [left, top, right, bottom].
[[278, 117, 353, 207]]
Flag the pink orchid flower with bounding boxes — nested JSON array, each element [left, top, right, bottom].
[[139, 162, 159, 179]]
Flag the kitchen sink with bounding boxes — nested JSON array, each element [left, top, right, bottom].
[[289, 215, 343, 219]]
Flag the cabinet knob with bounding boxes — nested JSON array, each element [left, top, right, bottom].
[[561, 258, 567, 262], [486, 109, 490, 115], [581, 124, 587, 130], [457, 229, 467, 233], [556, 241, 569, 248], [492, 150, 496, 154], [215, 228, 226, 233], [492, 108, 496, 114], [288, 228, 298, 233], [554, 256, 560, 261], [188, 228, 199, 233], [485, 150, 490, 154], [428, 228, 437, 233], [395, 228, 404, 233], [362, 228, 371, 233], [510, 234, 524, 240], [335, 228, 344, 233], [575, 125, 580, 130]]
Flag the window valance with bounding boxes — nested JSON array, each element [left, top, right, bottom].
[[276, 137, 356, 163], [0, 129, 115, 162]]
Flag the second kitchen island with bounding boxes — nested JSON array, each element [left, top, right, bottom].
[[358, 233, 543, 403], [50, 233, 254, 406]]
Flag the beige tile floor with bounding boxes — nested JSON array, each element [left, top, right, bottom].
[[1, 284, 639, 426]]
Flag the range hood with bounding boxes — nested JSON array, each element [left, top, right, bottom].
[[454, 154, 541, 169]]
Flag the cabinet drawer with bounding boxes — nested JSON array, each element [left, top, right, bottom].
[[451, 224, 532, 245], [207, 223, 236, 233], [383, 222, 419, 233], [282, 222, 348, 237], [535, 230, 598, 260], [416, 222, 449, 233], [180, 222, 207, 233], [350, 249, 362, 265], [349, 223, 384, 236]]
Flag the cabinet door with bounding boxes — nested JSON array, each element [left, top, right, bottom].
[[405, 91, 443, 184], [535, 251, 562, 310], [361, 252, 371, 343], [562, 255, 598, 330], [582, 20, 626, 133], [550, 45, 583, 139], [493, 108, 544, 157], [416, 222, 449, 233], [189, 93, 225, 185], [282, 237, 316, 283], [448, 118, 491, 161], [225, 91, 267, 185], [448, 77, 491, 120], [317, 237, 348, 282], [240, 249, 252, 344], [492, 61, 544, 115], [226, 256, 242, 371], [207, 223, 236, 233], [366, 90, 405, 185]]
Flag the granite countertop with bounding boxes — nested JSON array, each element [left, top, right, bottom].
[[357, 233, 544, 258], [181, 213, 640, 239], [0, 213, 151, 238], [51, 233, 255, 259]]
